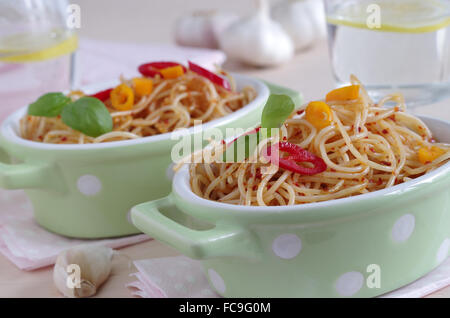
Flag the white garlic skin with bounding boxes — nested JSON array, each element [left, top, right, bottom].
[[53, 245, 113, 298], [308, 0, 327, 38], [272, 0, 316, 51], [174, 11, 238, 49], [218, 0, 294, 67]]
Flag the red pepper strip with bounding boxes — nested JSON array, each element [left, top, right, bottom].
[[89, 88, 112, 102], [138, 61, 187, 77], [188, 61, 231, 91], [264, 142, 327, 175]]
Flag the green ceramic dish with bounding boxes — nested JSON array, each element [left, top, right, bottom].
[[0, 75, 277, 238], [131, 115, 450, 297]]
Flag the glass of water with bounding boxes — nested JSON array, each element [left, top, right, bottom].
[[325, 0, 450, 107], [0, 0, 78, 121]]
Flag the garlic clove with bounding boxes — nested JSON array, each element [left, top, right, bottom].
[[272, 0, 317, 51], [175, 11, 217, 49], [74, 280, 97, 298], [53, 245, 114, 298], [218, 0, 294, 67], [174, 11, 238, 49], [53, 257, 75, 297]]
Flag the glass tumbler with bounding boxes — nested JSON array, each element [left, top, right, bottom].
[[325, 0, 450, 107], [0, 0, 78, 121]]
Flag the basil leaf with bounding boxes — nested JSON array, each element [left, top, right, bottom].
[[222, 94, 294, 162], [61, 97, 113, 138], [261, 94, 295, 136], [262, 80, 303, 107], [28, 92, 71, 117]]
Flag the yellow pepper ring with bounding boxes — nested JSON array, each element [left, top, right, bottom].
[[305, 101, 333, 130], [110, 83, 134, 111]]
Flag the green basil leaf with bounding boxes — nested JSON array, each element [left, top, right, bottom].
[[27, 92, 71, 117], [222, 94, 294, 162], [61, 97, 113, 138], [261, 94, 295, 136], [262, 80, 303, 107], [222, 94, 295, 162]]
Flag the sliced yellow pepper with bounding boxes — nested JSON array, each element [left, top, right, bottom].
[[326, 85, 360, 102], [305, 101, 333, 129], [160, 65, 185, 79], [418, 146, 445, 164], [110, 83, 134, 111], [132, 77, 153, 97]]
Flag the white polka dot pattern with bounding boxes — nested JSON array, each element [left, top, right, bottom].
[[335, 271, 364, 296], [391, 214, 415, 243], [272, 233, 302, 259], [436, 238, 450, 264], [166, 163, 175, 181], [126, 210, 133, 224], [208, 269, 226, 294], [77, 175, 102, 196]]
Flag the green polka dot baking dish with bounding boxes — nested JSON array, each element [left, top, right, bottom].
[[0, 74, 286, 238], [131, 89, 450, 298]]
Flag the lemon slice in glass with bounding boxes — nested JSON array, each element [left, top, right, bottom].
[[0, 29, 78, 63], [327, 0, 450, 33]]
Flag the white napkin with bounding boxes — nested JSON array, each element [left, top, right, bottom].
[[128, 256, 219, 298], [127, 255, 450, 298]]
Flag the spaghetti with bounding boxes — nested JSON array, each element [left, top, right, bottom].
[[189, 76, 450, 206], [20, 64, 256, 144]]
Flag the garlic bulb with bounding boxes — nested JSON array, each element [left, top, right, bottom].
[[174, 11, 238, 49], [218, 0, 294, 67], [307, 0, 326, 38], [53, 245, 114, 298], [272, 0, 326, 51]]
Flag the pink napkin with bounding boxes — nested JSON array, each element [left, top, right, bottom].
[[127, 255, 450, 298], [0, 188, 150, 271], [0, 38, 226, 121]]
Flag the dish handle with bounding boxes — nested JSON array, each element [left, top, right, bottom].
[[131, 195, 261, 260], [0, 159, 60, 190]]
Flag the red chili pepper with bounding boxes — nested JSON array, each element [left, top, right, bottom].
[[264, 142, 327, 175], [188, 61, 231, 91], [138, 61, 187, 77], [89, 88, 112, 102]]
